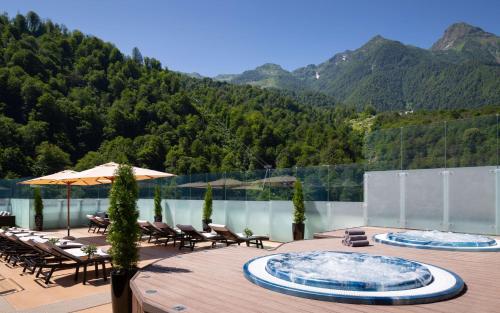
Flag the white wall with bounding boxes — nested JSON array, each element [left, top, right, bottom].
[[365, 166, 499, 235]]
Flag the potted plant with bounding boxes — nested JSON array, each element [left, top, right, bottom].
[[244, 227, 253, 238], [292, 179, 306, 240], [81, 244, 98, 259], [47, 238, 60, 245], [153, 185, 162, 222], [202, 184, 213, 232], [34, 187, 44, 231], [107, 164, 140, 313]]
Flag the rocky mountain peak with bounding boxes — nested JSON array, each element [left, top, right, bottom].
[[431, 22, 493, 50]]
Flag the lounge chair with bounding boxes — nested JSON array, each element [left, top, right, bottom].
[[138, 220, 158, 242], [35, 242, 111, 285], [150, 222, 183, 246], [209, 224, 269, 249], [0, 232, 34, 264], [176, 224, 223, 251], [87, 216, 110, 234], [20, 237, 84, 274]]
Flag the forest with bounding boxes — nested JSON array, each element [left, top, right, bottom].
[[0, 12, 498, 180]]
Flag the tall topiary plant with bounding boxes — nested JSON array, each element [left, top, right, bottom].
[[153, 185, 162, 222], [292, 179, 306, 240], [202, 184, 213, 231], [107, 164, 140, 313], [33, 187, 44, 231]]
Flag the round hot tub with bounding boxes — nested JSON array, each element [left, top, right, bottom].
[[374, 230, 500, 251], [243, 251, 464, 305]]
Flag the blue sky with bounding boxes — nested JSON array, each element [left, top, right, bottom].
[[1, 0, 499, 76]]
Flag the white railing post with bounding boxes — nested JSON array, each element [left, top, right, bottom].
[[441, 170, 451, 231], [495, 168, 500, 235], [399, 172, 407, 228], [363, 173, 369, 226], [327, 202, 334, 231]]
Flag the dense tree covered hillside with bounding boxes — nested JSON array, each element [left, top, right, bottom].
[[0, 12, 498, 179], [0, 12, 363, 178]]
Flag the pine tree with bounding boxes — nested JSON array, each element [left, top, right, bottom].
[[131, 47, 143, 64], [292, 180, 305, 224], [153, 185, 162, 220], [107, 164, 140, 270], [202, 184, 213, 221]]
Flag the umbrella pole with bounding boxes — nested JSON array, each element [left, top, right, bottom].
[[67, 184, 70, 237], [64, 183, 75, 240]]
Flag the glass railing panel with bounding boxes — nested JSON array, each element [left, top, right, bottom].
[[402, 123, 445, 170], [448, 166, 496, 234], [364, 127, 401, 171], [269, 167, 295, 201], [225, 201, 247, 232], [244, 169, 270, 201], [405, 168, 444, 230], [304, 201, 329, 238], [295, 166, 327, 201], [224, 171, 247, 201], [211, 200, 226, 225], [365, 169, 400, 227], [331, 202, 364, 230], [269, 201, 293, 242], [246, 201, 270, 237], [329, 164, 364, 202], [446, 115, 497, 168]]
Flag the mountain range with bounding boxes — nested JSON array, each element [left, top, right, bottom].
[[212, 23, 500, 111]]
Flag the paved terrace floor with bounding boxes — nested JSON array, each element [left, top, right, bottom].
[[132, 227, 500, 313], [0, 227, 274, 313], [2, 227, 499, 313]]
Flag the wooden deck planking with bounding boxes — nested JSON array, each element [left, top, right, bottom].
[[132, 227, 500, 313]]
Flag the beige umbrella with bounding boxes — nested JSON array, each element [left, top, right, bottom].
[[60, 163, 174, 238], [20, 170, 84, 239], [177, 178, 243, 189], [176, 181, 207, 188], [21, 163, 175, 239], [59, 162, 175, 185], [20, 170, 80, 186], [250, 175, 296, 187]]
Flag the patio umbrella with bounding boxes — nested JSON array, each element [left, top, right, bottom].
[[20, 170, 84, 239], [21, 163, 175, 239], [176, 181, 207, 188], [177, 178, 244, 189], [249, 175, 296, 187], [59, 162, 175, 185]]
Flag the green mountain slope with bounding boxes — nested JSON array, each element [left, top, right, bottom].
[[215, 23, 500, 111]]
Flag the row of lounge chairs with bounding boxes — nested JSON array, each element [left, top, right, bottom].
[[86, 215, 111, 234], [0, 228, 111, 285], [137, 220, 269, 251], [138, 221, 184, 246]]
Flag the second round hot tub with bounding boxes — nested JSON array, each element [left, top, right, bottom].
[[374, 230, 500, 251]]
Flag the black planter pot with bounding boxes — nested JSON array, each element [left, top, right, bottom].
[[111, 268, 138, 313], [202, 219, 212, 232], [292, 223, 305, 241], [154, 215, 162, 222], [34, 214, 43, 231]]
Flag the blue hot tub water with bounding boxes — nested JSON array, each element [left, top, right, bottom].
[[387, 230, 497, 248], [264, 251, 433, 291]]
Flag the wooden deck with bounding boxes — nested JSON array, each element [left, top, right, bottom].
[[131, 227, 500, 313]]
